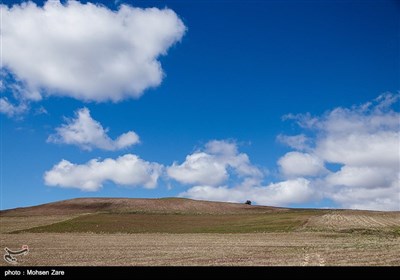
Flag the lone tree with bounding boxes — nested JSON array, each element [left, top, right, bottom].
[[245, 200, 252, 205]]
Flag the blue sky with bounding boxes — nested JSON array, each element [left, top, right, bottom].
[[1, 0, 399, 210]]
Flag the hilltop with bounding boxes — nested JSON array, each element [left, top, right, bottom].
[[1, 197, 399, 235], [0, 197, 283, 216]]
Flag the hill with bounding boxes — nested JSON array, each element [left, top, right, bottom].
[[1, 197, 399, 266], [0, 197, 283, 216], [1, 197, 399, 235]]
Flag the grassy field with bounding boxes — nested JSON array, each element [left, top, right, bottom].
[[16, 210, 322, 234], [1, 198, 399, 266]]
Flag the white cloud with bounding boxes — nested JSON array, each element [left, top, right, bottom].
[[277, 134, 310, 151], [179, 93, 399, 211], [325, 166, 397, 189], [278, 152, 327, 178], [205, 140, 238, 156], [316, 130, 399, 168], [167, 140, 263, 186], [280, 92, 400, 210], [286, 93, 399, 135], [1, 0, 186, 102], [179, 178, 315, 207], [0, 97, 28, 118], [47, 107, 140, 151], [0, 72, 38, 118], [174, 140, 316, 207], [44, 154, 163, 191], [167, 152, 228, 186], [41, 93, 400, 210], [327, 183, 400, 211]]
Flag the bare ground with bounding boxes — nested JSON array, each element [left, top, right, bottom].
[[0, 215, 80, 233], [0, 198, 283, 216], [1, 232, 399, 266], [304, 211, 400, 231], [1, 198, 399, 266]]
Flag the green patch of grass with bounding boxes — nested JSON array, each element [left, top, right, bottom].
[[14, 210, 319, 234]]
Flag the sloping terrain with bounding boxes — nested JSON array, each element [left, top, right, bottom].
[[13, 211, 321, 234], [304, 211, 400, 231], [0, 197, 283, 217], [1, 197, 399, 235], [1, 198, 315, 234]]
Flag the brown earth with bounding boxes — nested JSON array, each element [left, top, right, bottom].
[[0, 197, 399, 266], [0, 197, 283, 216], [1, 232, 399, 266], [304, 211, 400, 231]]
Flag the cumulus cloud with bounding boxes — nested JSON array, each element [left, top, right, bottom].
[[173, 140, 316, 207], [167, 140, 263, 186], [325, 166, 397, 189], [278, 152, 327, 178], [205, 140, 263, 178], [180, 93, 399, 211], [316, 129, 398, 168], [280, 92, 400, 210], [41, 93, 399, 210], [167, 152, 228, 186], [327, 183, 400, 211], [1, 0, 186, 103], [44, 154, 163, 191], [47, 107, 140, 151], [179, 178, 315, 207]]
